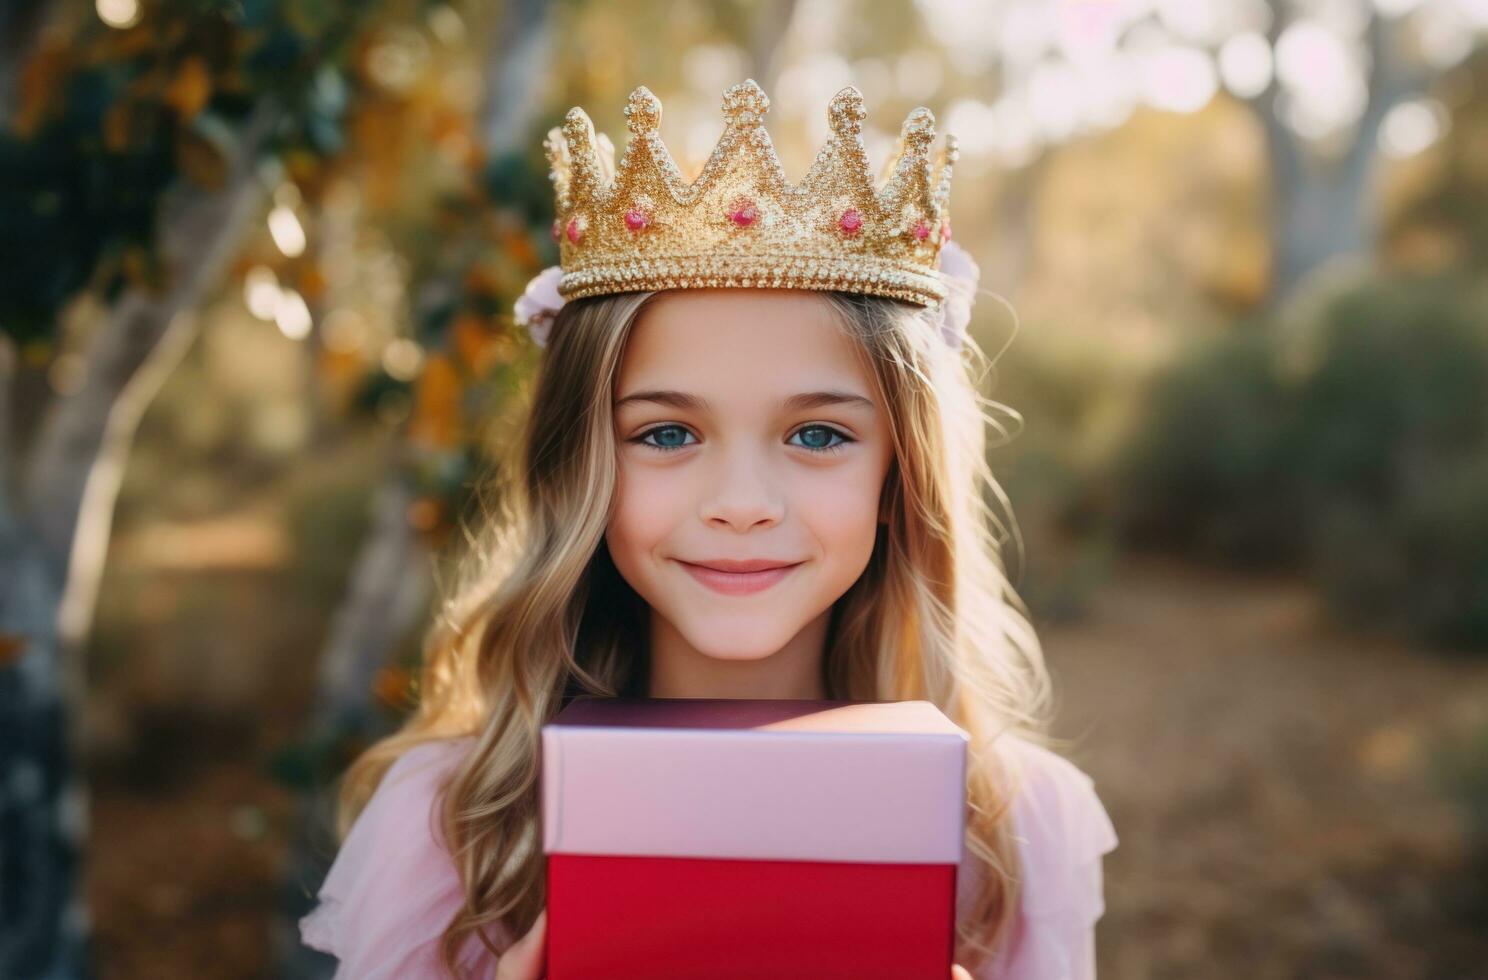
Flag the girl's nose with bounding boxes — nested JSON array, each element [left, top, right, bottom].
[[699, 445, 785, 531]]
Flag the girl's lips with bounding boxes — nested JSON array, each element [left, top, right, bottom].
[[677, 559, 802, 596]]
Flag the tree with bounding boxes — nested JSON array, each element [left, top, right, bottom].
[[0, 3, 384, 972]]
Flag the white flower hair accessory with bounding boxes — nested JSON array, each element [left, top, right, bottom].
[[929, 238, 981, 352], [511, 239, 980, 351], [512, 264, 565, 348]]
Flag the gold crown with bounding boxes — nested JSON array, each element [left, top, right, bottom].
[[544, 79, 959, 308]]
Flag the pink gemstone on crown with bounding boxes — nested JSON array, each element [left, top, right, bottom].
[[566, 217, 584, 244], [941, 218, 952, 242], [913, 219, 931, 241], [838, 208, 863, 235], [624, 208, 650, 231], [551, 219, 562, 242], [728, 199, 759, 227]]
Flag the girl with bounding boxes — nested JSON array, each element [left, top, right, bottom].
[[299, 80, 1118, 979]]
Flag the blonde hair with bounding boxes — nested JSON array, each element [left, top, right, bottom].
[[330, 287, 1056, 976]]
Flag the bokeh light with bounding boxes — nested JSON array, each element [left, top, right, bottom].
[[96, 0, 141, 30]]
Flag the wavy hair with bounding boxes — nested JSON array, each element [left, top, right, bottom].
[[329, 286, 1055, 976]]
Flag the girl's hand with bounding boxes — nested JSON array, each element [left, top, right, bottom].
[[495, 908, 546, 980], [493, 910, 974, 980]]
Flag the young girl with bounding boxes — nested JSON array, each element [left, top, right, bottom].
[[299, 79, 1117, 979]]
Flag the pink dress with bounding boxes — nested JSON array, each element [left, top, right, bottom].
[[299, 731, 1118, 979]]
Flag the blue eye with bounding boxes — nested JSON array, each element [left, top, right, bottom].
[[635, 424, 698, 451], [631, 423, 854, 455], [789, 424, 853, 455]]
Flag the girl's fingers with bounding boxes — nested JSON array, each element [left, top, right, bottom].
[[952, 965, 974, 980], [495, 908, 547, 980]]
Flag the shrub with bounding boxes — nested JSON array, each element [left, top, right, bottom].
[[1111, 321, 1306, 567], [1114, 272, 1488, 649]]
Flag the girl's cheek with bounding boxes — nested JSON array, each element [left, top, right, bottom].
[[821, 499, 878, 535], [799, 472, 882, 540], [611, 463, 691, 544]]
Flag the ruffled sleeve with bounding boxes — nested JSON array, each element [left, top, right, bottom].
[[298, 736, 504, 979], [972, 735, 1120, 980]]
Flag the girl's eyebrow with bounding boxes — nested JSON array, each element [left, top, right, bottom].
[[614, 389, 876, 413]]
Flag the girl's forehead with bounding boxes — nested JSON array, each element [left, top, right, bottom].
[[618, 289, 868, 392]]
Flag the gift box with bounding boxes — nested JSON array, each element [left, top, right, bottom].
[[540, 697, 969, 979]]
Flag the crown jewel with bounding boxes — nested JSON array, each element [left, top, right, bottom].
[[543, 79, 959, 308]]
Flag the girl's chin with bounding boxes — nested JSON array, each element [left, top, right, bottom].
[[671, 627, 796, 663], [686, 642, 787, 663]]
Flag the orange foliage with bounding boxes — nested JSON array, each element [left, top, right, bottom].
[[285, 147, 323, 184], [174, 124, 229, 187], [317, 347, 366, 414], [103, 101, 134, 152], [451, 313, 517, 375], [373, 665, 414, 709], [0, 633, 27, 668], [408, 352, 462, 447], [298, 264, 328, 303], [407, 496, 443, 533], [501, 227, 541, 269], [164, 55, 212, 119], [462, 261, 506, 296], [449, 313, 491, 371], [347, 100, 413, 211], [13, 43, 71, 137]]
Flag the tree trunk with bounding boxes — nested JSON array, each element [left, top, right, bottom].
[[0, 332, 91, 980], [1260, 11, 1428, 308], [1, 101, 278, 979]]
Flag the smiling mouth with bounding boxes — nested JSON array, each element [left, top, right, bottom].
[[676, 559, 803, 596]]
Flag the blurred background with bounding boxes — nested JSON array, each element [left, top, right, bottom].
[[2, 0, 1487, 976]]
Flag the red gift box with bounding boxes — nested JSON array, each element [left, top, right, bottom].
[[540, 698, 969, 979]]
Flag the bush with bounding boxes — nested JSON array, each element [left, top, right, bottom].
[[1112, 321, 1306, 567], [1114, 272, 1488, 649], [990, 339, 1130, 621]]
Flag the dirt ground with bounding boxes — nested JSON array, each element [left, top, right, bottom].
[[84, 550, 1488, 978], [1052, 553, 1488, 980]]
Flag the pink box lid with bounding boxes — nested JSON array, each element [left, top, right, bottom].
[[541, 698, 968, 865]]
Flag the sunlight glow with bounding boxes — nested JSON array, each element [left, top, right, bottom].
[[987, 94, 1043, 167], [1139, 44, 1219, 114], [1459, 0, 1488, 27], [382, 338, 424, 381], [1372, 0, 1426, 17], [1218, 32, 1274, 99], [945, 98, 1004, 159], [426, 5, 466, 45], [895, 50, 945, 102], [1417, 3, 1477, 67], [96, 0, 141, 29], [1027, 58, 1087, 141], [1379, 98, 1449, 156], [1274, 19, 1368, 138], [1077, 54, 1138, 130], [1157, 0, 1225, 44], [1055, 0, 1126, 61], [268, 205, 306, 258], [322, 309, 369, 354], [244, 266, 282, 321], [275, 289, 313, 340]]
